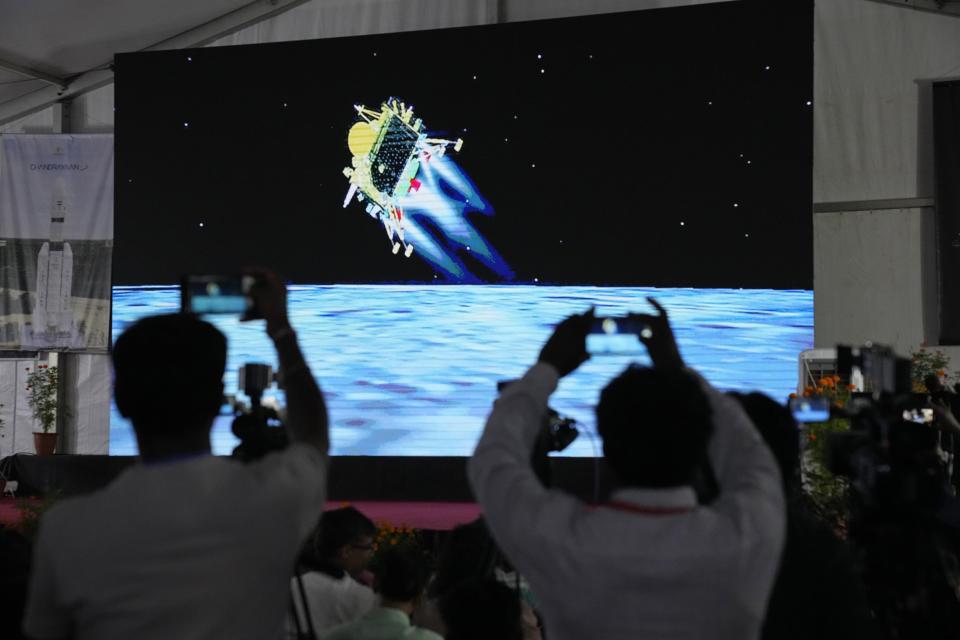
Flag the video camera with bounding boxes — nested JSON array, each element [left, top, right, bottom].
[[820, 344, 960, 636], [821, 344, 946, 511], [230, 363, 289, 461], [497, 379, 579, 487]]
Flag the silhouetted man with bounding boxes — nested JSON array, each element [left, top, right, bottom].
[[469, 300, 785, 640], [23, 271, 329, 640]]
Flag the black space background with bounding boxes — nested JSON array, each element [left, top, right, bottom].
[[114, 0, 813, 287]]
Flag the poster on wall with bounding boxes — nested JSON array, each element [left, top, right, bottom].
[[0, 134, 113, 351]]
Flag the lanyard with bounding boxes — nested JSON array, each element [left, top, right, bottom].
[[604, 500, 694, 516]]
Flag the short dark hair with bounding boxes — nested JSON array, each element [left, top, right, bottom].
[[596, 366, 713, 488], [374, 546, 428, 602], [315, 507, 376, 560], [430, 518, 501, 598], [729, 392, 799, 489], [112, 314, 227, 432], [440, 578, 523, 640]]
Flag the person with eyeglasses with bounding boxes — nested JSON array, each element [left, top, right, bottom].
[[289, 507, 379, 638]]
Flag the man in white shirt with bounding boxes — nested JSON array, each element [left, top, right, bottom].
[[468, 300, 786, 640], [289, 507, 378, 636], [23, 271, 329, 640]]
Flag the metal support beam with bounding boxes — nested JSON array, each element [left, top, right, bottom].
[[865, 0, 960, 18], [813, 197, 935, 213], [0, 58, 68, 89], [51, 101, 72, 134], [0, 0, 314, 128]]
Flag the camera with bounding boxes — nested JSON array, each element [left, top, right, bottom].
[[497, 379, 579, 487], [823, 343, 960, 636], [230, 363, 289, 461]]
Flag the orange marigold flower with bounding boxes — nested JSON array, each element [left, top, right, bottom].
[[788, 393, 797, 399], [390, 539, 398, 545], [804, 386, 815, 394], [847, 383, 857, 390], [802, 390, 812, 397], [808, 433, 817, 441]]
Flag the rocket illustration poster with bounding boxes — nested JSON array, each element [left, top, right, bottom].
[[0, 135, 114, 351]]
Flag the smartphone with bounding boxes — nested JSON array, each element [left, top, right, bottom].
[[789, 397, 831, 423], [586, 316, 650, 356], [181, 275, 258, 317], [902, 408, 935, 424]]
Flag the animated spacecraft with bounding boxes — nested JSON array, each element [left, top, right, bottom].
[[343, 98, 463, 257]]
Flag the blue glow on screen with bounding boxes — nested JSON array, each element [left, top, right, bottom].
[[109, 286, 813, 457]]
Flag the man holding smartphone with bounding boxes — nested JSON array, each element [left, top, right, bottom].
[[23, 271, 329, 640], [468, 299, 785, 640]]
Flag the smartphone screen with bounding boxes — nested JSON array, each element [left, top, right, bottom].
[[789, 397, 830, 423], [181, 275, 252, 315], [902, 408, 935, 424], [586, 317, 647, 356]]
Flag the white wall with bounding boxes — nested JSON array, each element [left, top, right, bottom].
[[814, 207, 937, 354], [814, 0, 960, 363]]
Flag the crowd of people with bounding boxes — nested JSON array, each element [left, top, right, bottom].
[[2, 272, 958, 638]]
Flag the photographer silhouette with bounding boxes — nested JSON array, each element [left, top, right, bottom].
[[23, 270, 330, 640], [469, 299, 785, 640]]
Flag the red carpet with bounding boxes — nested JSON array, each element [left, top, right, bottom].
[[0, 497, 479, 531]]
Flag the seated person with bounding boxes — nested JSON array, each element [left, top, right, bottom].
[[468, 301, 786, 640], [322, 546, 440, 640], [413, 519, 539, 639], [289, 507, 378, 636], [439, 578, 523, 640], [23, 271, 330, 640]]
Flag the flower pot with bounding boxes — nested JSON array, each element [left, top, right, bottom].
[[33, 432, 57, 456]]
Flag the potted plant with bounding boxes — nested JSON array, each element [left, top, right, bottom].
[[25, 364, 59, 455], [796, 375, 855, 536]]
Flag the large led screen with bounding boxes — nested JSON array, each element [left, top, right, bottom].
[[112, 0, 814, 455]]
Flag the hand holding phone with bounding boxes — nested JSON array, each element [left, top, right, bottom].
[[627, 298, 684, 369], [586, 316, 649, 356], [244, 269, 290, 337], [181, 274, 263, 320]]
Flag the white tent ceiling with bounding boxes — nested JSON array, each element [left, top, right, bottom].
[[0, 0, 317, 127], [0, 0, 732, 129]]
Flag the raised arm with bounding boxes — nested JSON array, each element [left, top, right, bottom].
[[248, 270, 329, 454], [631, 299, 783, 535], [467, 311, 593, 575]]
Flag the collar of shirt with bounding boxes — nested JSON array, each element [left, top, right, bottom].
[[607, 486, 698, 511]]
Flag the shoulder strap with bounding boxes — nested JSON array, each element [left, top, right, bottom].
[[291, 573, 318, 640]]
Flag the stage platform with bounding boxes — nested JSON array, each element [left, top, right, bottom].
[[0, 497, 481, 532], [0, 453, 612, 530]]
